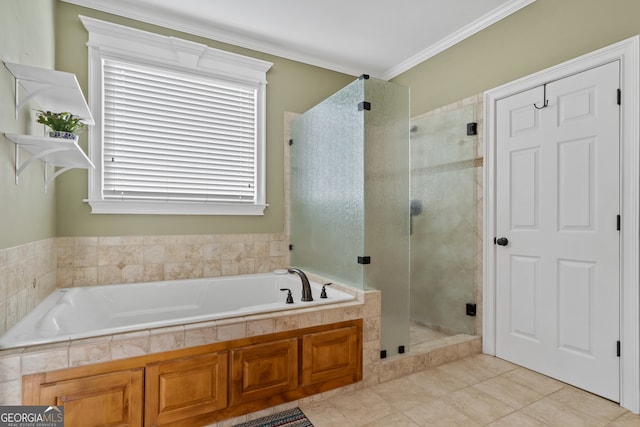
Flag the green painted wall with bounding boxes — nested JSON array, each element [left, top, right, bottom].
[[53, 2, 354, 238], [4, 0, 640, 248], [392, 0, 640, 116], [0, 0, 57, 249]]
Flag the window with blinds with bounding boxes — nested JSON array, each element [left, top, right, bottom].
[[103, 59, 258, 204], [82, 16, 272, 215]]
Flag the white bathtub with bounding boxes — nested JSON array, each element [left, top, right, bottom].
[[0, 271, 354, 349]]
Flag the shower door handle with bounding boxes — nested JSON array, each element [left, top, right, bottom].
[[496, 237, 509, 246]]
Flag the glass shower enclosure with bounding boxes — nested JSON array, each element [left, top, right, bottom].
[[290, 76, 410, 357], [410, 104, 479, 336]]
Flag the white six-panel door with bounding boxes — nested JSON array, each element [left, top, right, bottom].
[[495, 61, 620, 401]]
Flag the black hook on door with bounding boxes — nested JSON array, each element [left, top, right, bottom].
[[534, 83, 549, 109]]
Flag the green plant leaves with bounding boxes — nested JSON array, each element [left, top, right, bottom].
[[36, 110, 86, 134]]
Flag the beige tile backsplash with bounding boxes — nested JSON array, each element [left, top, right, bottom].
[[0, 233, 288, 337], [0, 239, 57, 337], [57, 233, 288, 287]]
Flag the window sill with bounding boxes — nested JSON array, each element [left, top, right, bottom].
[[84, 200, 268, 216]]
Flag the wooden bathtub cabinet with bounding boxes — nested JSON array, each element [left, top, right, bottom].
[[230, 337, 298, 405], [22, 320, 362, 427], [302, 323, 360, 386], [24, 368, 144, 427], [145, 351, 228, 427]]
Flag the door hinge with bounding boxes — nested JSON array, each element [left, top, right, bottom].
[[617, 89, 621, 105], [357, 256, 371, 264], [358, 101, 371, 111], [617, 215, 621, 231], [617, 340, 621, 357], [289, 139, 294, 146]]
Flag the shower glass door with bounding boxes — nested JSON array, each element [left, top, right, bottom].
[[290, 77, 410, 356], [410, 105, 478, 336]]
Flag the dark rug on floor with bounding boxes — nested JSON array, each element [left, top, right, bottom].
[[232, 407, 313, 427]]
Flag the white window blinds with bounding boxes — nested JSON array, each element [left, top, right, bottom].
[[103, 59, 258, 203]]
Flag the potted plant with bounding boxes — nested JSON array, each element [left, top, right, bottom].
[[36, 110, 86, 142]]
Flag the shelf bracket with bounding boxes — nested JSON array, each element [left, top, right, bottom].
[[14, 78, 58, 119], [15, 144, 19, 185], [14, 144, 73, 182], [44, 164, 73, 192]]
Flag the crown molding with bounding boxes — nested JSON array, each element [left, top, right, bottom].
[[381, 0, 536, 80], [62, 0, 536, 80], [62, 0, 366, 76]]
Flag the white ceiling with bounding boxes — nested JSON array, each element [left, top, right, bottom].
[[62, 0, 535, 80]]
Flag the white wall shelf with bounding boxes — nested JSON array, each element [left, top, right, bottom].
[[5, 134, 95, 191], [3, 62, 95, 190], [4, 62, 94, 124]]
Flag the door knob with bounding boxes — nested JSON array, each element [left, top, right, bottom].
[[496, 237, 509, 246]]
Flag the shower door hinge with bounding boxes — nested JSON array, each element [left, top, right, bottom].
[[466, 303, 477, 317], [617, 340, 621, 357], [357, 256, 371, 264], [359, 74, 370, 80], [617, 215, 621, 231], [466, 122, 477, 135], [289, 244, 294, 251], [617, 89, 621, 105], [289, 138, 294, 146], [358, 101, 371, 111]]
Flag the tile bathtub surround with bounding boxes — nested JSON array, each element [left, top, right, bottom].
[[0, 285, 374, 405], [55, 233, 289, 287], [0, 239, 57, 337], [0, 280, 478, 411]]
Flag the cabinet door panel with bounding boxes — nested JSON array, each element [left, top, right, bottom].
[[230, 338, 298, 405], [302, 325, 361, 385], [38, 368, 143, 427], [145, 351, 228, 427]]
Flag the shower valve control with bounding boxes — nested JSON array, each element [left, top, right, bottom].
[[496, 237, 509, 246]]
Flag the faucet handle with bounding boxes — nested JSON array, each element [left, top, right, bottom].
[[280, 288, 294, 304], [320, 283, 332, 298]]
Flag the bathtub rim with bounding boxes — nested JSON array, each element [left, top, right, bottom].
[[0, 272, 358, 351]]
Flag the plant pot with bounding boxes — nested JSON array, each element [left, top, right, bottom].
[[49, 131, 78, 142]]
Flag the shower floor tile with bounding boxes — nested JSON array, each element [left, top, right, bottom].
[[409, 322, 450, 346]]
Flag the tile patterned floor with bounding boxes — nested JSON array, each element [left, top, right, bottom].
[[300, 354, 640, 426]]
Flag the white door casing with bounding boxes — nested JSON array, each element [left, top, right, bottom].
[[495, 61, 620, 401], [484, 36, 640, 413]]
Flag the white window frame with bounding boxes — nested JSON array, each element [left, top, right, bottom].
[[80, 16, 273, 215]]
